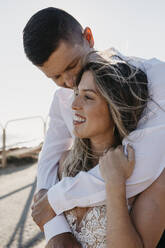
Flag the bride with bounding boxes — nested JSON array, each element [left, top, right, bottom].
[[58, 53, 150, 247]]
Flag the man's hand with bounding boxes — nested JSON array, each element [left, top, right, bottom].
[[99, 145, 135, 185], [31, 192, 56, 231], [45, 233, 82, 248], [33, 189, 48, 202]]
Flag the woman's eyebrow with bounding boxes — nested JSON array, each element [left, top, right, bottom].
[[81, 89, 98, 95]]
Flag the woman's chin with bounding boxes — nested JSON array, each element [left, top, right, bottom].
[[73, 128, 87, 139]]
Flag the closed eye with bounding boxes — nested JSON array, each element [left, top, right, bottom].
[[84, 95, 93, 100], [66, 60, 79, 71], [54, 75, 60, 80]]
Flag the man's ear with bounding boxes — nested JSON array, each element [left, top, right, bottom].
[[83, 27, 94, 48]]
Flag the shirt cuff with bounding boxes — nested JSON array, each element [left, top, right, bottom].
[[44, 214, 71, 244]]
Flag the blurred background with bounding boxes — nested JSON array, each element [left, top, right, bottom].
[[0, 0, 164, 247]]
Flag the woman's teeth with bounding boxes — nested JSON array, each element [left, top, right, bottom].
[[73, 115, 86, 123]]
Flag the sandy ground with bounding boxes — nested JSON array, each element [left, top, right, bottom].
[[0, 162, 46, 248]]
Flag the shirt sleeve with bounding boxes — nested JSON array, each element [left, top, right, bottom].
[[37, 89, 73, 191], [47, 59, 165, 214], [44, 214, 71, 244], [36, 89, 73, 243]]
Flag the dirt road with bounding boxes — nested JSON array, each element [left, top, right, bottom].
[[0, 162, 46, 248]]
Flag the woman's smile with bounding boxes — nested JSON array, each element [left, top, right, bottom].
[[73, 113, 86, 125]]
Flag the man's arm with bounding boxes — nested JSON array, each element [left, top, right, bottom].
[[36, 58, 165, 215], [130, 169, 165, 248]]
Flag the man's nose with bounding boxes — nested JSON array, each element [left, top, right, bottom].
[[65, 80, 74, 88], [63, 73, 76, 88]]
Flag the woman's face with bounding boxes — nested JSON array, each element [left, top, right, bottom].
[[72, 71, 114, 142]]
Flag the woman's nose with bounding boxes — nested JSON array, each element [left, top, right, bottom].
[[72, 96, 82, 110]]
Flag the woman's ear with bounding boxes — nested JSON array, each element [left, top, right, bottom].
[[83, 27, 94, 48]]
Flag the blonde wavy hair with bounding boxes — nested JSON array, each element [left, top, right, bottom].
[[63, 52, 150, 177]]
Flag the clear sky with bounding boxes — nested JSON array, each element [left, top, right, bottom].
[[0, 0, 165, 124]]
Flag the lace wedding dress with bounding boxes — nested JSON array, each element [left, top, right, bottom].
[[65, 205, 107, 247], [59, 162, 131, 247]]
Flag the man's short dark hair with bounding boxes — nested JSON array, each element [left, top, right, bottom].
[[23, 7, 83, 66]]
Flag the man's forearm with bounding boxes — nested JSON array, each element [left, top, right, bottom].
[[105, 183, 143, 248]]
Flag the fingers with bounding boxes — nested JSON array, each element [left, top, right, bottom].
[[127, 145, 135, 162], [31, 208, 43, 231]]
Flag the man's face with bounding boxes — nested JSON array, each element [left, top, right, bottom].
[[38, 41, 91, 89]]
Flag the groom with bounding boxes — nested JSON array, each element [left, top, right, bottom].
[[23, 7, 165, 248]]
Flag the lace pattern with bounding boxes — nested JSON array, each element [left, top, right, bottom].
[[65, 205, 107, 248]]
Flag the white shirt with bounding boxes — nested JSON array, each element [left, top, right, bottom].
[[37, 51, 165, 243]]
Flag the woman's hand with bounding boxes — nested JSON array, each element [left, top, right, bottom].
[[99, 145, 135, 186]]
